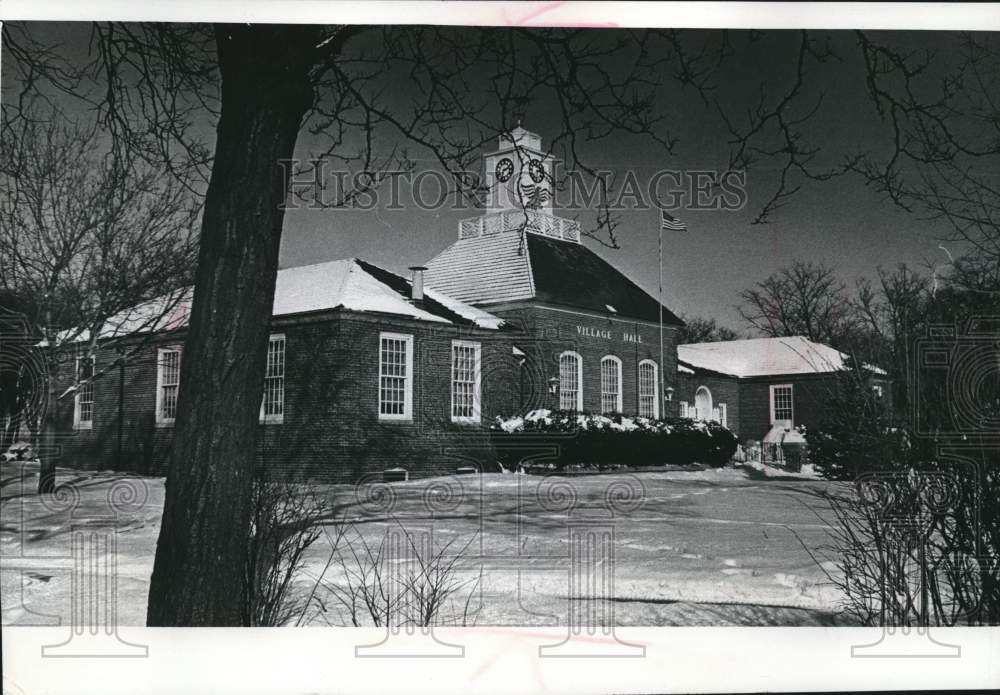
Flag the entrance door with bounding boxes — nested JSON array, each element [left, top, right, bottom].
[[694, 386, 713, 421]]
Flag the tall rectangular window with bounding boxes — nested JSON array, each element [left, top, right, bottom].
[[638, 360, 659, 418], [719, 402, 728, 428], [451, 340, 481, 423], [74, 355, 95, 430], [156, 347, 182, 426], [679, 401, 690, 418], [559, 351, 582, 410], [770, 384, 794, 424], [379, 332, 413, 420], [261, 334, 285, 423], [600, 356, 622, 414]]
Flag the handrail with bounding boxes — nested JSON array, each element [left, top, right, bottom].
[[458, 209, 581, 243]]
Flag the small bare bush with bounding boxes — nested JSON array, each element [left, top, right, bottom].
[[243, 477, 330, 627], [305, 521, 483, 628], [806, 466, 999, 627]]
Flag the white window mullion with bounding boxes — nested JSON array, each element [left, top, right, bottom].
[[638, 360, 659, 419], [451, 340, 481, 423], [770, 384, 794, 424], [156, 346, 182, 427], [74, 355, 95, 430], [260, 334, 286, 424], [600, 355, 622, 414], [558, 351, 582, 411], [379, 332, 414, 420]]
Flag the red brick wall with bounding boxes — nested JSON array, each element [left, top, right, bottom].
[[53, 310, 521, 482], [676, 372, 741, 435], [738, 373, 844, 442], [488, 303, 681, 417], [255, 312, 521, 482], [52, 334, 179, 475]]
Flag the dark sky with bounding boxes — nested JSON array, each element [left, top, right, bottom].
[[3, 25, 975, 329], [277, 29, 970, 328]]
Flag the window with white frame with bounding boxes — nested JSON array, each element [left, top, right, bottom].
[[638, 360, 659, 418], [719, 403, 728, 428], [770, 384, 794, 424], [451, 340, 481, 422], [558, 351, 583, 410], [156, 347, 182, 426], [74, 355, 95, 429], [600, 355, 623, 414], [679, 401, 690, 418], [260, 334, 285, 423], [379, 332, 413, 420]]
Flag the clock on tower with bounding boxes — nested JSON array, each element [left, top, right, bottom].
[[483, 126, 554, 213]]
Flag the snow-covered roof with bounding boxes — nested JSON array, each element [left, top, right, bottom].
[[58, 288, 193, 344], [65, 258, 504, 343], [677, 336, 887, 378]]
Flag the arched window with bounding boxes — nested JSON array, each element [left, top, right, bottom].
[[638, 360, 659, 418], [600, 355, 623, 414], [558, 351, 583, 410], [695, 385, 713, 421]]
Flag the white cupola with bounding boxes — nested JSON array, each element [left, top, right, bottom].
[[483, 126, 555, 214]]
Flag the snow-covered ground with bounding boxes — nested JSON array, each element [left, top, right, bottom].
[[1, 460, 853, 627]]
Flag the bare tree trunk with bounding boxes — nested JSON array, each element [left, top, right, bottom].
[[37, 321, 56, 493], [36, 418, 55, 493], [146, 24, 319, 626]]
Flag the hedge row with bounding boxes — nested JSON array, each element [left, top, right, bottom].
[[490, 409, 738, 470]]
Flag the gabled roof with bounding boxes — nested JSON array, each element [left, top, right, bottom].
[[677, 336, 886, 378], [66, 258, 504, 342], [424, 230, 683, 325]]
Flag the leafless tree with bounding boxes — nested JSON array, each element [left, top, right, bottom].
[[737, 260, 859, 345], [0, 106, 199, 491], [848, 32, 1000, 264], [852, 264, 932, 413], [676, 315, 741, 344]]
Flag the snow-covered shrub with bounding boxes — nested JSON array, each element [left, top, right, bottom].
[[491, 409, 737, 469]]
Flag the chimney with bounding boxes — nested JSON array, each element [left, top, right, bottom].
[[409, 266, 427, 301]]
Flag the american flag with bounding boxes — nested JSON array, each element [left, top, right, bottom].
[[660, 209, 687, 231]]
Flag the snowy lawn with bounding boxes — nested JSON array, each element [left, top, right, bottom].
[[1, 460, 854, 627]]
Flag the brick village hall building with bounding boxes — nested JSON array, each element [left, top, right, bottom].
[[53, 128, 687, 481], [52, 128, 889, 480]]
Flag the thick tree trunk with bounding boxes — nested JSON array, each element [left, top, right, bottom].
[[37, 361, 56, 493], [146, 24, 319, 626]]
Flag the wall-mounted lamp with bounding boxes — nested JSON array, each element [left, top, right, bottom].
[[548, 376, 560, 395], [664, 386, 675, 403]]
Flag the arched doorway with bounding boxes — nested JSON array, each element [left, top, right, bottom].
[[694, 386, 713, 421]]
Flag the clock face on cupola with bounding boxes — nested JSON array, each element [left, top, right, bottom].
[[484, 126, 554, 213]]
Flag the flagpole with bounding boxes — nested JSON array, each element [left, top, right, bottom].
[[658, 213, 664, 416]]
